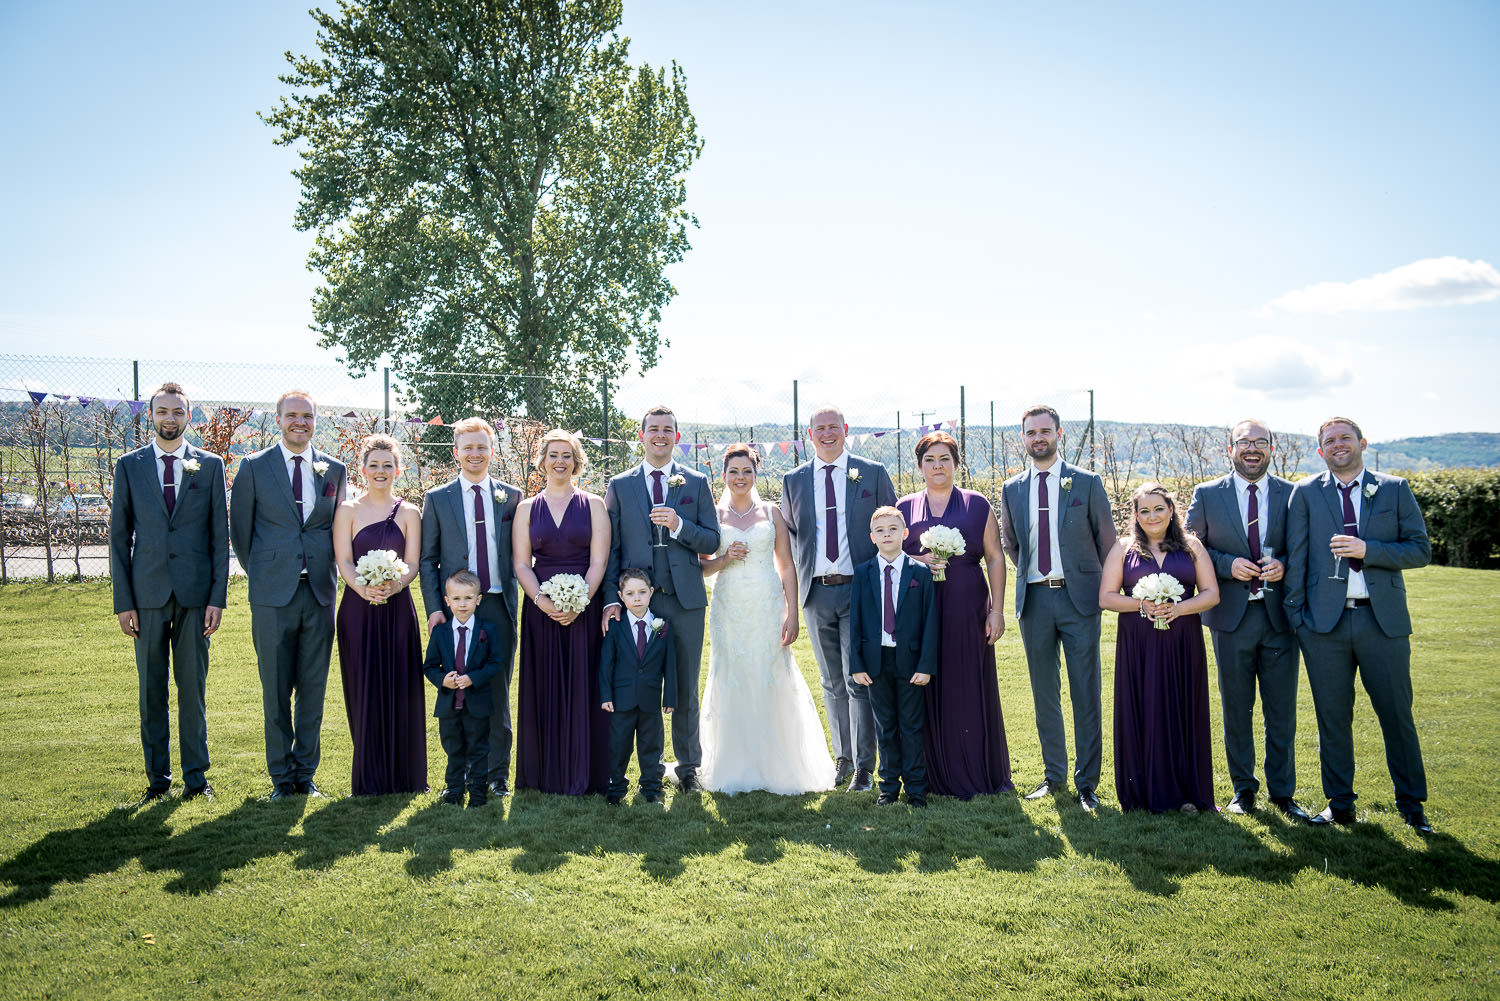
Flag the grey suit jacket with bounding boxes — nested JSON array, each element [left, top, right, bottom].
[[1185, 473, 1292, 633], [999, 460, 1116, 618], [779, 453, 896, 608], [229, 445, 347, 607], [418, 476, 520, 627], [603, 463, 720, 608], [1284, 470, 1429, 638], [109, 444, 229, 614]]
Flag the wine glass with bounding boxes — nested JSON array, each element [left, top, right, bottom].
[[1259, 546, 1276, 593]]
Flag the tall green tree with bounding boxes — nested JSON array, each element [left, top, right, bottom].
[[263, 0, 701, 430]]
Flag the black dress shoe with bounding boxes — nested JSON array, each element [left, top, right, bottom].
[[907, 795, 927, 808], [846, 769, 873, 793], [488, 781, 511, 797], [183, 783, 214, 801], [466, 794, 487, 809], [833, 758, 854, 787], [875, 792, 899, 806], [1309, 805, 1357, 826], [1023, 781, 1055, 801], [295, 780, 325, 798], [1404, 810, 1433, 834], [141, 786, 170, 804], [677, 773, 701, 793], [440, 787, 465, 806], [606, 795, 622, 806], [642, 793, 662, 804], [1225, 792, 1255, 815], [268, 784, 295, 801], [1078, 789, 1099, 813], [1269, 796, 1313, 823]]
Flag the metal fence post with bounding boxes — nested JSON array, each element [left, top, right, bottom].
[[131, 360, 140, 449], [602, 377, 611, 475], [383, 367, 391, 433], [990, 400, 996, 497], [792, 379, 800, 457], [959, 385, 967, 488], [1089, 388, 1097, 471]]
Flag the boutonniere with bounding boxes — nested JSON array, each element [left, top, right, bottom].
[[666, 473, 686, 489], [1060, 477, 1073, 490], [650, 619, 667, 637], [181, 458, 201, 474], [312, 460, 330, 476], [1363, 482, 1378, 499], [847, 468, 862, 483]]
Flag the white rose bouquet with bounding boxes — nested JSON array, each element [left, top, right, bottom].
[[539, 572, 590, 614], [1132, 572, 1186, 630], [918, 525, 966, 582], [354, 549, 409, 604]]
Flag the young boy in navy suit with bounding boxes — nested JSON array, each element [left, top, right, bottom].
[[849, 506, 938, 806], [600, 568, 677, 805], [424, 571, 505, 808]]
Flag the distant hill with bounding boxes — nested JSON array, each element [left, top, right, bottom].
[[1368, 433, 1500, 471]]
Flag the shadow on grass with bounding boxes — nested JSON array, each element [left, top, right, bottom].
[[294, 793, 417, 871], [139, 795, 307, 894], [0, 798, 181, 907]]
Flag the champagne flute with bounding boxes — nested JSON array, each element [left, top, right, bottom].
[[1259, 546, 1276, 593]]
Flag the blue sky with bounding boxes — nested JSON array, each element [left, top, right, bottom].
[[1, 1, 1496, 440]]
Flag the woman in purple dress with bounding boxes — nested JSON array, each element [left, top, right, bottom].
[[898, 431, 1013, 799], [512, 429, 611, 795], [333, 434, 427, 795], [1099, 482, 1220, 813]]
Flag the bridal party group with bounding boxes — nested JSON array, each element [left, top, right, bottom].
[[109, 384, 1436, 833]]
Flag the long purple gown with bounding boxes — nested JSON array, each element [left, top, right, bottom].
[[899, 488, 1013, 799], [516, 489, 609, 795], [1114, 547, 1215, 812], [336, 501, 428, 795]]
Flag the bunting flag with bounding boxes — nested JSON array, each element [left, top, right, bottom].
[[777, 441, 789, 455], [78, 397, 94, 408], [126, 400, 147, 416], [426, 415, 444, 425], [344, 410, 359, 418], [27, 391, 46, 404], [678, 444, 692, 457], [101, 399, 120, 410]]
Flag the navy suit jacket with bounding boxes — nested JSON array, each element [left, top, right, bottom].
[[1185, 472, 1293, 633], [848, 557, 938, 681], [999, 460, 1116, 617], [109, 444, 229, 613], [779, 452, 896, 607], [603, 463, 719, 607], [229, 444, 347, 607], [418, 476, 520, 626], [423, 615, 505, 718], [1284, 469, 1430, 638], [599, 615, 677, 713]]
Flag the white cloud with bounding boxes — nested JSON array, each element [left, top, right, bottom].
[[1231, 336, 1353, 399], [1262, 256, 1500, 315]]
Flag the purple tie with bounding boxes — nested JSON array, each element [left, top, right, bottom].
[[454, 624, 469, 711], [162, 454, 177, 517], [291, 455, 305, 522], [1247, 483, 1262, 596], [824, 465, 838, 563], [651, 469, 665, 505], [472, 484, 491, 595], [636, 619, 648, 659], [1338, 482, 1363, 572], [883, 564, 896, 636], [1037, 470, 1052, 576]]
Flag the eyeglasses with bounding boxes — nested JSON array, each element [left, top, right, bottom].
[[1232, 438, 1271, 451]]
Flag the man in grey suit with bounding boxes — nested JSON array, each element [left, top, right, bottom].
[[1285, 417, 1433, 833], [999, 404, 1116, 812], [779, 404, 896, 791], [602, 405, 720, 791], [419, 415, 521, 796], [110, 382, 228, 802], [229, 390, 348, 800], [1185, 419, 1311, 822]]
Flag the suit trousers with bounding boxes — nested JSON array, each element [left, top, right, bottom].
[[135, 596, 211, 790], [250, 578, 336, 788], [868, 648, 928, 798], [1209, 600, 1300, 799], [608, 708, 666, 798], [1298, 604, 1427, 814], [804, 580, 876, 770], [1018, 583, 1103, 792], [477, 591, 516, 787], [649, 589, 705, 775], [438, 710, 491, 796]]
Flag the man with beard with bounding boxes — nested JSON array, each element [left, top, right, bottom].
[[109, 382, 229, 802], [1285, 417, 1433, 833], [999, 405, 1116, 811], [1185, 420, 1311, 822]]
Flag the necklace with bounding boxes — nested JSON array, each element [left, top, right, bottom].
[[724, 500, 757, 519]]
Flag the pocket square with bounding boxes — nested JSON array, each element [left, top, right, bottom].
[[188, 482, 200, 490], [322, 483, 337, 497], [861, 489, 872, 500], [501, 512, 513, 522], [908, 578, 921, 590], [1070, 498, 1082, 507], [679, 495, 694, 505]]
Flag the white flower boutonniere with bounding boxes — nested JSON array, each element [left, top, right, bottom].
[[1060, 477, 1073, 490], [650, 619, 667, 637], [1364, 482, 1378, 499], [181, 458, 202, 474], [847, 468, 862, 483], [666, 473, 686, 489], [312, 460, 330, 476]]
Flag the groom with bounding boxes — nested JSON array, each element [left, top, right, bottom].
[[780, 404, 896, 792], [602, 405, 720, 791]]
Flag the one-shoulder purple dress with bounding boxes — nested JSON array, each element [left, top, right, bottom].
[[1113, 547, 1215, 812], [516, 489, 609, 795], [336, 501, 428, 795], [899, 488, 1013, 799]]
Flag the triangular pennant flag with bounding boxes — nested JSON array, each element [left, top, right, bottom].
[[101, 398, 120, 410], [55, 394, 71, 402], [778, 441, 789, 454], [679, 444, 692, 457], [427, 415, 444, 425], [78, 397, 94, 408], [344, 411, 358, 418], [407, 416, 422, 423], [127, 400, 147, 416], [27, 391, 46, 404]]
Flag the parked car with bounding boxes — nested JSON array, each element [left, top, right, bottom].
[[52, 493, 111, 523], [1, 494, 38, 512]]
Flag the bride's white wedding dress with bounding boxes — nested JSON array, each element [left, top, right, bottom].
[[700, 516, 835, 794]]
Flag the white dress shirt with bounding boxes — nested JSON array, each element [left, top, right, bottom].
[[1334, 473, 1370, 601], [1232, 472, 1270, 602], [1026, 462, 1065, 583], [152, 441, 188, 492], [814, 450, 853, 577], [640, 459, 683, 539], [876, 551, 906, 648], [278, 441, 316, 524], [459, 475, 505, 593]]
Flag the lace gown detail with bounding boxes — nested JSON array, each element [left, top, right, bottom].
[[700, 517, 835, 794]]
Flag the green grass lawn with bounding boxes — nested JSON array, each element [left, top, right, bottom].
[[1, 567, 1497, 999]]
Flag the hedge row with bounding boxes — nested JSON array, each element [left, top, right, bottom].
[[1403, 468, 1500, 569]]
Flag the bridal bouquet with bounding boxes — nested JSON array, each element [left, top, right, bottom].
[[1132, 572, 1186, 630], [539, 572, 590, 614], [918, 525, 966, 582], [355, 549, 408, 586]]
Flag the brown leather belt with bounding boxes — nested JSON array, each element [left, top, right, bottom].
[[814, 574, 853, 587]]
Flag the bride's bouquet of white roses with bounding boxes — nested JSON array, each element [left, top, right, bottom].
[[539, 572, 590, 614], [1132, 572, 1186, 630], [918, 525, 966, 582]]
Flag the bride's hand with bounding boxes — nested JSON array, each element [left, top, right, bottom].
[[780, 610, 799, 646], [726, 541, 748, 563]]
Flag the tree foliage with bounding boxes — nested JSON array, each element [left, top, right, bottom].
[[263, 0, 701, 427]]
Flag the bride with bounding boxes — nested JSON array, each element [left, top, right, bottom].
[[699, 444, 835, 794]]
